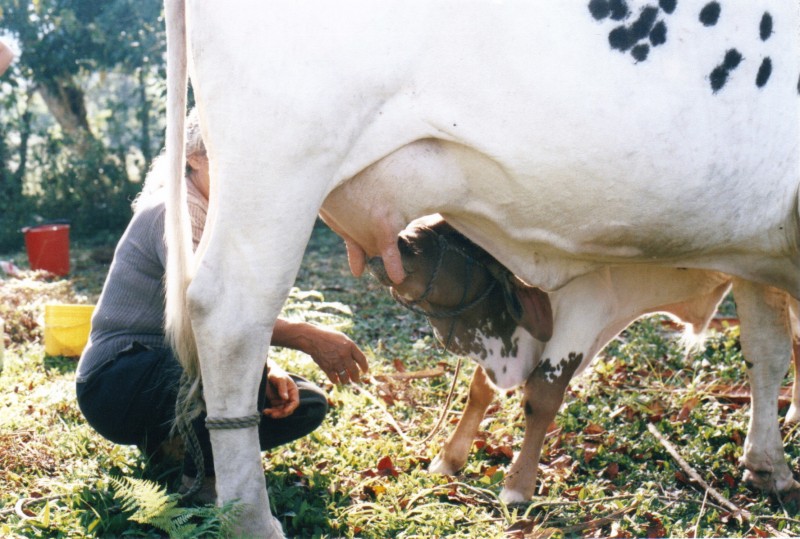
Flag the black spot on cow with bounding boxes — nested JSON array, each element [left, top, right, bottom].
[[756, 57, 772, 88], [630, 6, 659, 39], [759, 12, 773, 41], [699, 2, 721, 26], [709, 48, 742, 92], [609, 0, 630, 20], [631, 43, 650, 62], [589, 0, 611, 20], [649, 20, 667, 46], [608, 26, 631, 50], [659, 0, 677, 14], [709, 67, 728, 92], [524, 400, 533, 416], [588, 0, 630, 21], [608, 6, 659, 53], [722, 48, 743, 70], [593, 0, 677, 63]]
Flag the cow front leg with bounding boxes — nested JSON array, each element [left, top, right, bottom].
[[181, 152, 324, 537], [500, 354, 580, 503], [429, 366, 496, 475], [187, 279, 284, 537], [734, 279, 798, 493]]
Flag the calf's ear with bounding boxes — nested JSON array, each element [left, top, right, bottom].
[[515, 285, 553, 342], [487, 261, 553, 342]]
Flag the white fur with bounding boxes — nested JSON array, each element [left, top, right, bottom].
[[471, 327, 538, 390]]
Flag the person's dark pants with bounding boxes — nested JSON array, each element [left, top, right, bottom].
[[76, 342, 328, 476]]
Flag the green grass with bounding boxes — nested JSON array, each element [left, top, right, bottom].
[[1, 223, 799, 537]]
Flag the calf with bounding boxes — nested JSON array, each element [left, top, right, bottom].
[[372, 215, 798, 503]]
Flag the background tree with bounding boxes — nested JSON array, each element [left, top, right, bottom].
[[0, 0, 165, 250]]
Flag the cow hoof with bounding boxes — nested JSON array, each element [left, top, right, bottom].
[[498, 488, 529, 505], [428, 455, 458, 476], [742, 469, 800, 493]]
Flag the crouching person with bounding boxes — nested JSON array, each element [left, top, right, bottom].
[[76, 110, 368, 502]]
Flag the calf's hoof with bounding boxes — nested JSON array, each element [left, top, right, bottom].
[[785, 403, 800, 425], [498, 487, 530, 505], [428, 454, 459, 476]]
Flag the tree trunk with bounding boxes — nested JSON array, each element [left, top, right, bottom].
[[37, 77, 95, 155]]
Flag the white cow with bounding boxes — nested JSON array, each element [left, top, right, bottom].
[[164, 1, 799, 536]]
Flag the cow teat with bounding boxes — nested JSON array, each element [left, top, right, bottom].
[[367, 256, 393, 286]]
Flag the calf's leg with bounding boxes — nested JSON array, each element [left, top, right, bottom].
[[500, 354, 580, 504], [429, 366, 496, 475]]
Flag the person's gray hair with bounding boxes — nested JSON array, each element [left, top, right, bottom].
[[184, 108, 206, 160], [132, 109, 205, 212]]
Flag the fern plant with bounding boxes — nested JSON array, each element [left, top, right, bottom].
[[110, 476, 241, 538]]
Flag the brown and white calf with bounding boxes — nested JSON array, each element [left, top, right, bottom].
[[370, 215, 800, 503]]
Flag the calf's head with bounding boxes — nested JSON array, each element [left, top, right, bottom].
[[368, 215, 553, 389]]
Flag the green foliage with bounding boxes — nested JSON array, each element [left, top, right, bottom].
[[0, 0, 166, 251], [110, 477, 241, 538], [2, 0, 163, 82]]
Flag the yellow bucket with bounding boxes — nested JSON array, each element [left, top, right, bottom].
[[44, 304, 95, 357]]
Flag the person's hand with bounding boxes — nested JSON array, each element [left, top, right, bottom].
[[262, 362, 300, 419], [304, 326, 369, 384], [0, 40, 14, 77]]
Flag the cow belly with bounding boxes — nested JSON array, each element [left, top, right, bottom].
[[325, 136, 800, 294]]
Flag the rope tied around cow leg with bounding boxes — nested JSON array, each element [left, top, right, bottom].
[[205, 414, 262, 430]]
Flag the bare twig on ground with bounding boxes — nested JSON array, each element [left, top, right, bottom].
[[351, 381, 417, 445], [355, 362, 461, 447], [558, 506, 637, 535], [695, 488, 710, 538], [0, 494, 65, 520], [372, 367, 445, 381]]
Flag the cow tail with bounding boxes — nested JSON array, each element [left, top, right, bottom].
[[164, 0, 202, 424]]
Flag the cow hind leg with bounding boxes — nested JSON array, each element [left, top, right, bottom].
[[785, 301, 800, 424], [734, 279, 798, 493], [429, 366, 496, 475]]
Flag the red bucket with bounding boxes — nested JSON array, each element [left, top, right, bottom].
[[22, 224, 70, 276]]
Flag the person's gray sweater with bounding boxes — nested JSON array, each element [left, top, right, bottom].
[[76, 181, 207, 383]]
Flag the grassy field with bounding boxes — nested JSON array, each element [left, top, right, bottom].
[[1, 223, 799, 538]]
